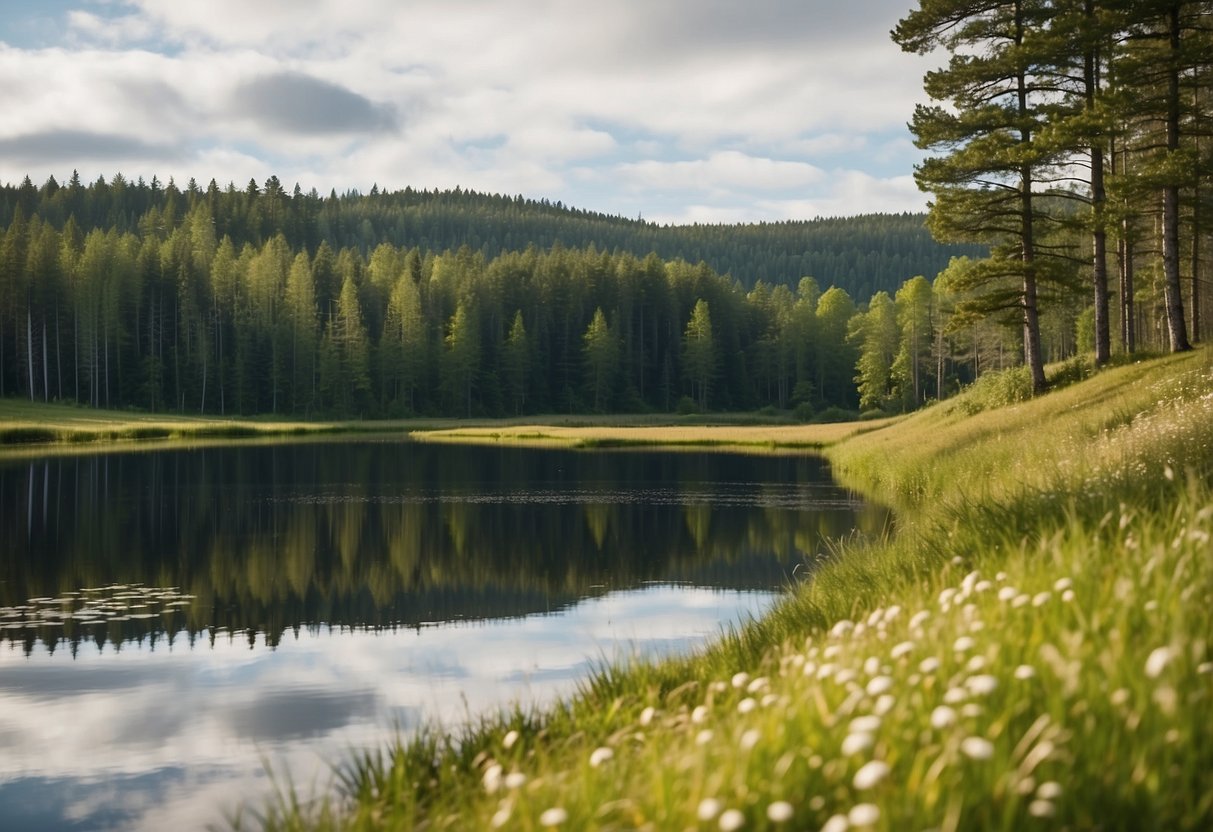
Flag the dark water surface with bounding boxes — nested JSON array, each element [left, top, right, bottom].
[[0, 439, 887, 831]]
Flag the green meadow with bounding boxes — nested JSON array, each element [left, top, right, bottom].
[[243, 347, 1213, 831]]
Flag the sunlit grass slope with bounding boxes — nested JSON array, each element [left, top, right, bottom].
[[0, 400, 352, 445], [251, 348, 1213, 831]]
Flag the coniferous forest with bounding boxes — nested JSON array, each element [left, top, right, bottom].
[[0, 177, 988, 418], [1, 0, 1210, 420]]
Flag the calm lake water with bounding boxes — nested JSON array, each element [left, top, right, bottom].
[[0, 439, 888, 831]]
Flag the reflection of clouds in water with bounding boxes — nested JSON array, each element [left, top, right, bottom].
[[0, 586, 774, 832], [225, 687, 382, 742]]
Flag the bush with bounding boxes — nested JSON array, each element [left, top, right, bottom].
[[954, 365, 1034, 415], [676, 395, 698, 415], [793, 402, 815, 422], [1050, 355, 1092, 389]]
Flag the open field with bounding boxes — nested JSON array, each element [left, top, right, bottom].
[[244, 347, 1213, 831]]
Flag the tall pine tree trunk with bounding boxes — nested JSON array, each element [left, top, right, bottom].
[[1162, 4, 1192, 352], [26, 305, 35, 401]]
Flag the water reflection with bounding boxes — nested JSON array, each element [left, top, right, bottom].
[[0, 441, 888, 831], [0, 442, 887, 651]]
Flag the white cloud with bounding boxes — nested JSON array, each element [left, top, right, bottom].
[[0, 0, 937, 220], [619, 152, 826, 193]]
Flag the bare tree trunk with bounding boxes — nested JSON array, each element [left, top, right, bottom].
[[1162, 4, 1192, 352], [27, 306, 35, 401], [1193, 179, 1202, 343], [42, 317, 48, 402]]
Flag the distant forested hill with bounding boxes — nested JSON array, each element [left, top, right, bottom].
[[0, 174, 981, 300]]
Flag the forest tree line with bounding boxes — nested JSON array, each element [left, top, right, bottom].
[[0, 175, 981, 301], [893, 0, 1212, 393], [0, 197, 1093, 419]]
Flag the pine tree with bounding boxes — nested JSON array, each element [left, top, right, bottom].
[[852, 292, 899, 412], [503, 310, 530, 415], [683, 299, 714, 411], [582, 307, 618, 411], [894, 0, 1062, 393]]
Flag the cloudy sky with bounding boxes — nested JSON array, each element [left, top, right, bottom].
[[0, 0, 934, 224]]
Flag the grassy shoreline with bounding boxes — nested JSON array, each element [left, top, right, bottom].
[[0, 400, 872, 451], [244, 348, 1213, 831]]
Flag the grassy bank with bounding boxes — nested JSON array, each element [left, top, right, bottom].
[[0, 399, 827, 452], [247, 347, 1213, 831], [410, 421, 885, 451]]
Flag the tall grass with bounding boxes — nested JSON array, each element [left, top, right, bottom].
[[248, 349, 1213, 830]]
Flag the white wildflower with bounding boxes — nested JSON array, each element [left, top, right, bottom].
[[1028, 800, 1056, 818], [852, 760, 890, 790], [848, 803, 881, 827], [504, 772, 527, 789], [539, 807, 568, 827], [1032, 592, 1051, 608], [1061, 589, 1075, 603], [919, 657, 941, 674], [966, 674, 998, 696], [1036, 781, 1063, 800], [719, 809, 746, 831], [738, 697, 757, 714], [1014, 665, 1037, 680], [1145, 646, 1173, 679], [692, 705, 709, 724], [821, 814, 850, 832], [909, 610, 930, 630], [639, 706, 656, 726], [866, 675, 894, 696], [874, 694, 896, 715], [943, 687, 968, 704], [998, 586, 1017, 602], [1053, 577, 1073, 592], [849, 715, 882, 734], [491, 806, 512, 828], [841, 732, 874, 756], [697, 729, 715, 745], [953, 636, 975, 652], [960, 736, 995, 760], [891, 641, 915, 660], [482, 763, 503, 793], [966, 655, 987, 672], [767, 801, 794, 823], [698, 798, 723, 821], [740, 728, 761, 751], [589, 747, 614, 768], [747, 676, 770, 694], [930, 705, 957, 729], [732, 672, 750, 689], [502, 730, 519, 749]]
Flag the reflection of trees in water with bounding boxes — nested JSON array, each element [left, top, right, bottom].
[[0, 444, 889, 652]]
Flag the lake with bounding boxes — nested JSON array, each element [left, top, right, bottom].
[[0, 439, 888, 831]]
